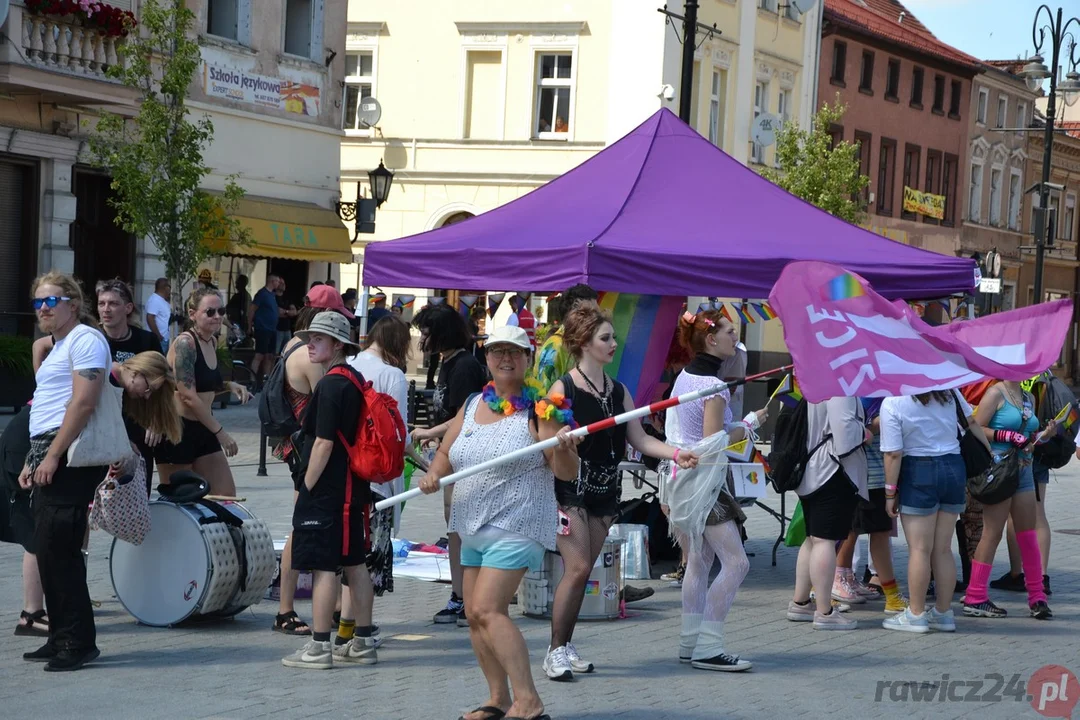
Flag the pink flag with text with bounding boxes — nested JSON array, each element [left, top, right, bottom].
[[769, 261, 1073, 402]]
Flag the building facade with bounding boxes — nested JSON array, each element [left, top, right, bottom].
[[0, 0, 350, 335], [818, 0, 981, 259], [960, 60, 1040, 316], [337, 0, 823, 316]]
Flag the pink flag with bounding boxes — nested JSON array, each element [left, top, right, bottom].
[[768, 261, 1073, 402]]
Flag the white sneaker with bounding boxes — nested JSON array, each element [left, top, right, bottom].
[[542, 646, 573, 681], [882, 608, 930, 634], [564, 642, 594, 674], [332, 637, 378, 665], [281, 639, 332, 669], [928, 608, 957, 632]]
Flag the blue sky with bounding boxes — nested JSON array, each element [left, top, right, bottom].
[[901, 0, 1075, 63]]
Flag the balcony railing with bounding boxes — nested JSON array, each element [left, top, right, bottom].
[[6, 5, 124, 82]]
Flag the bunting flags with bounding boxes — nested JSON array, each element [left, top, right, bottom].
[[692, 300, 778, 324], [487, 292, 506, 318], [459, 294, 479, 316], [427, 296, 446, 306], [754, 302, 777, 321], [733, 303, 756, 325], [393, 294, 415, 310]]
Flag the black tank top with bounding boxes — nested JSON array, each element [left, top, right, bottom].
[[554, 372, 627, 509], [187, 331, 223, 393]]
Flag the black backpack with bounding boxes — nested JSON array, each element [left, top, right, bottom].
[[258, 343, 305, 438], [1033, 372, 1078, 470], [768, 399, 831, 493]]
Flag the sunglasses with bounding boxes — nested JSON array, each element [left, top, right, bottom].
[[33, 296, 71, 310], [202, 308, 224, 317]]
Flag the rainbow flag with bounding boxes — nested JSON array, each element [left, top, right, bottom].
[[754, 302, 777, 321], [753, 449, 771, 476], [733, 302, 756, 325], [821, 272, 866, 301], [718, 303, 732, 322], [487, 292, 506, 318], [393, 294, 415, 310], [459, 294, 479, 316], [776, 376, 803, 408], [1066, 406, 1080, 431], [725, 438, 755, 462], [596, 292, 683, 407]]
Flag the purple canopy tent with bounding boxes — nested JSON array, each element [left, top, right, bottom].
[[363, 108, 977, 300]]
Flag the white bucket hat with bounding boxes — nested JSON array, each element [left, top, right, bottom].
[[296, 311, 360, 354], [486, 325, 532, 352]]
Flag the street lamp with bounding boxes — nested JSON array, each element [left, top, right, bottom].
[[1020, 5, 1080, 305], [335, 160, 395, 242]]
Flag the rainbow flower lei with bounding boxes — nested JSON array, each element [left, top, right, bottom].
[[481, 379, 577, 428]]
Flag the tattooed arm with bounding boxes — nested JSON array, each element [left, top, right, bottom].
[[33, 365, 105, 486], [172, 333, 221, 432]]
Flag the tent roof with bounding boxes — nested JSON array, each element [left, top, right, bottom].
[[363, 109, 977, 300]]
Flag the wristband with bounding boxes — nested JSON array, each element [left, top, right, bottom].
[[742, 412, 761, 431], [671, 449, 680, 483], [885, 484, 898, 493]]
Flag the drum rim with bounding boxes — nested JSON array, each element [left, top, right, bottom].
[[109, 501, 216, 627]]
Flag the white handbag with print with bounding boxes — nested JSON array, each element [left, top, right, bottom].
[[66, 330, 133, 468]]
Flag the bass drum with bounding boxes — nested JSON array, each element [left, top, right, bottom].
[[110, 500, 276, 627]]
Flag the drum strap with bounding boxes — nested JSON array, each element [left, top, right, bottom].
[[195, 499, 249, 592]]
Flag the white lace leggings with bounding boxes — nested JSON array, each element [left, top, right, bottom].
[[681, 521, 750, 621]]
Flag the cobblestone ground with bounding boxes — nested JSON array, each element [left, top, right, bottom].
[[1, 402, 1079, 719]]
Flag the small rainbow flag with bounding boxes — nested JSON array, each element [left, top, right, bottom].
[[733, 303, 756, 325], [487, 292, 506, 318], [753, 448, 771, 476], [821, 273, 866, 301], [1065, 406, 1080, 431], [754, 302, 778, 321], [724, 438, 755, 462], [775, 375, 803, 408], [596, 292, 683, 406], [718, 303, 732, 322], [768, 373, 793, 404]]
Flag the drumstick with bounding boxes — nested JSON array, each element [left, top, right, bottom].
[[205, 494, 246, 502], [375, 364, 793, 512]]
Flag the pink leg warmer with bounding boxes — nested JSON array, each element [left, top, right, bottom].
[[964, 560, 993, 605], [1017, 529, 1047, 605]]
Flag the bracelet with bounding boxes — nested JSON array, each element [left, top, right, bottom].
[[671, 449, 679, 483], [885, 484, 898, 493], [214, 426, 225, 436]]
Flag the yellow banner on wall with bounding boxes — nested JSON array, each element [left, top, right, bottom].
[[902, 186, 945, 220]]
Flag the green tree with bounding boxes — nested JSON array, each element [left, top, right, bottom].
[[760, 96, 869, 224], [88, 0, 247, 288]]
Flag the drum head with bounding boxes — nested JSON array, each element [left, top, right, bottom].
[[110, 502, 210, 627]]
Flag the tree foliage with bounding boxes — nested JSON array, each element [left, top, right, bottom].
[[88, 0, 247, 287], [760, 96, 869, 224]]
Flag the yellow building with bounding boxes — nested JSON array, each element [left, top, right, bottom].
[[338, 0, 823, 327]]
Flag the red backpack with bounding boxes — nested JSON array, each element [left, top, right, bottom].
[[327, 366, 407, 484]]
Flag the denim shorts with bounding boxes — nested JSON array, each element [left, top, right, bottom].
[[459, 525, 545, 573], [898, 454, 966, 516], [1033, 462, 1049, 486], [1014, 462, 1035, 495]]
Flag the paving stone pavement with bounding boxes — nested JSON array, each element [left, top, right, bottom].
[[2, 402, 1079, 719]]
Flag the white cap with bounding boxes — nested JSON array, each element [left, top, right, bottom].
[[486, 325, 532, 351]]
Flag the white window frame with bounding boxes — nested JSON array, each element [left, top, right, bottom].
[[1016, 101, 1028, 135], [708, 68, 725, 148], [1008, 168, 1022, 231], [969, 160, 984, 223], [989, 165, 1003, 226], [996, 94, 1008, 129], [976, 87, 988, 125], [342, 46, 377, 137], [281, 0, 323, 61], [758, 0, 777, 11], [458, 43, 508, 141], [752, 80, 768, 164], [1065, 192, 1077, 242], [775, 88, 791, 167], [533, 49, 577, 141]]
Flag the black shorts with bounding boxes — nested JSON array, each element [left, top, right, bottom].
[[853, 488, 892, 534], [801, 470, 860, 541], [154, 418, 222, 465], [254, 329, 277, 354], [291, 488, 370, 572]]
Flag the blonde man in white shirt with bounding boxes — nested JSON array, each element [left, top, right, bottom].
[[786, 397, 869, 630], [880, 391, 990, 633]]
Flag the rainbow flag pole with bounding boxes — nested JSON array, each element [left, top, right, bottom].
[[374, 364, 793, 511]]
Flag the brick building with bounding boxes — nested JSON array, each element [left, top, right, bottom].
[[819, 0, 981, 263]]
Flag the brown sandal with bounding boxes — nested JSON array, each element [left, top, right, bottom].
[[14, 610, 49, 637]]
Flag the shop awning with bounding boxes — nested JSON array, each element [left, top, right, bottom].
[[204, 197, 355, 263]]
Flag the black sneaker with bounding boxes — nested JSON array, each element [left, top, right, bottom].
[[691, 652, 752, 672], [963, 600, 1008, 618], [456, 607, 469, 628], [926, 581, 935, 599], [989, 571, 1026, 592], [1044, 575, 1053, 597], [434, 593, 464, 624], [862, 567, 877, 586], [44, 647, 99, 672], [23, 643, 58, 662], [620, 585, 655, 603], [1030, 601, 1053, 620]]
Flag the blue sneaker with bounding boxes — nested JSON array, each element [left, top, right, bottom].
[[882, 607, 930, 633]]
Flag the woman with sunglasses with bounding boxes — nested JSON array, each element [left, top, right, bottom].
[[541, 301, 698, 681], [155, 287, 251, 496], [964, 379, 1054, 620]]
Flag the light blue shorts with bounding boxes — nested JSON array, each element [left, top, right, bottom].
[[459, 525, 545, 573]]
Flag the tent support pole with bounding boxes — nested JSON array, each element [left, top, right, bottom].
[[678, 1, 699, 123]]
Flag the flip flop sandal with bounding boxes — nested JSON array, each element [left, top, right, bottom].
[[456, 707, 506, 720], [272, 611, 312, 636], [14, 610, 49, 637], [504, 715, 551, 720]]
